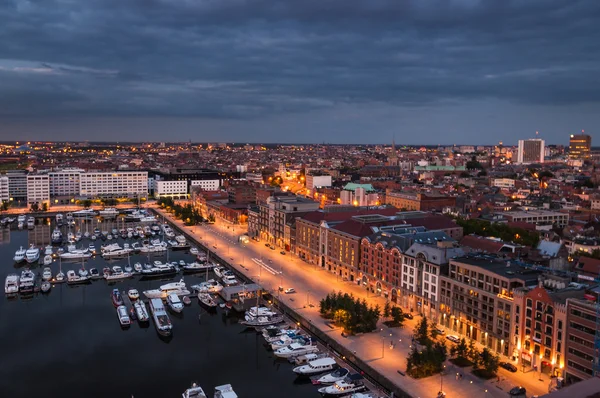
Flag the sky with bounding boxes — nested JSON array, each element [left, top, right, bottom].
[[0, 0, 599, 145]]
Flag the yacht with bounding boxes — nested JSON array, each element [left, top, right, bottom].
[[111, 288, 124, 307], [25, 245, 40, 264], [271, 335, 310, 351], [191, 279, 223, 294], [5, 274, 20, 295], [88, 244, 96, 254], [42, 267, 53, 281], [66, 270, 90, 284], [89, 268, 101, 279], [78, 266, 89, 278], [213, 267, 227, 279], [17, 214, 26, 224], [274, 342, 319, 358], [60, 249, 91, 260], [101, 244, 132, 259], [72, 209, 97, 218], [149, 298, 172, 336], [243, 313, 285, 327], [315, 368, 350, 385], [128, 288, 140, 300], [182, 383, 207, 398], [182, 262, 214, 273], [99, 207, 119, 217], [317, 374, 367, 396], [143, 278, 189, 299], [51, 228, 63, 244], [104, 266, 132, 281], [55, 270, 65, 283], [139, 242, 168, 254], [26, 216, 35, 229], [13, 246, 26, 263], [293, 357, 338, 376], [133, 262, 143, 273], [140, 261, 177, 278], [19, 269, 36, 292], [221, 275, 238, 286], [197, 293, 217, 309], [189, 247, 199, 256], [214, 384, 238, 398], [43, 255, 53, 265], [44, 245, 54, 256], [167, 293, 184, 313], [117, 305, 131, 327], [134, 300, 150, 322]]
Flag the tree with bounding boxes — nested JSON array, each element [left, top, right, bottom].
[[42, 202, 48, 212], [390, 306, 405, 327], [82, 199, 92, 209], [473, 347, 499, 378], [383, 302, 391, 319], [414, 316, 430, 345], [1, 201, 11, 211], [30, 202, 39, 212], [467, 339, 479, 362]]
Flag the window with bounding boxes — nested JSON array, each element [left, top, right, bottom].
[[526, 298, 532, 308]]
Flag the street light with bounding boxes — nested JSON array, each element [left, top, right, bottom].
[[381, 328, 385, 358], [440, 365, 446, 394]]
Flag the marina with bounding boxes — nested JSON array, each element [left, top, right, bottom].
[[0, 213, 386, 398]]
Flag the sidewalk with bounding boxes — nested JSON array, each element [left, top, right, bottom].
[[154, 205, 546, 398]]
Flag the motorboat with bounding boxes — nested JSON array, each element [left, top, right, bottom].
[[67, 232, 75, 243], [66, 270, 89, 284], [197, 293, 217, 309], [143, 278, 189, 299], [17, 214, 26, 223], [75, 231, 82, 241], [60, 249, 91, 260], [167, 293, 184, 313], [111, 288, 124, 307], [182, 383, 207, 398], [265, 328, 303, 344], [271, 335, 311, 351], [314, 368, 350, 385], [19, 269, 36, 292], [140, 261, 177, 278], [133, 262, 143, 273], [183, 296, 191, 305], [89, 268, 100, 279], [128, 288, 140, 301], [214, 267, 227, 279], [293, 357, 338, 376], [182, 262, 214, 273], [139, 242, 168, 254], [117, 305, 131, 327], [43, 255, 53, 265], [42, 267, 53, 281], [189, 247, 199, 256], [17, 221, 24, 229], [317, 374, 366, 396], [27, 216, 35, 229], [72, 209, 97, 218], [221, 275, 238, 286], [88, 244, 96, 254], [102, 244, 132, 259], [274, 342, 319, 358], [104, 266, 132, 281], [191, 279, 223, 294], [99, 207, 119, 218], [55, 213, 64, 225], [134, 300, 150, 322], [214, 384, 237, 398], [246, 306, 278, 319], [45, 244, 54, 256], [4, 274, 20, 294], [149, 298, 172, 336], [13, 246, 26, 263], [291, 352, 329, 365], [78, 266, 89, 278], [25, 245, 40, 264], [124, 264, 133, 273], [41, 280, 51, 293], [55, 270, 65, 283]]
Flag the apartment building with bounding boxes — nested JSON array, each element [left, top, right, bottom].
[[5, 170, 28, 202], [517, 139, 545, 164], [512, 277, 586, 378], [564, 295, 599, 383], [191, 179, 220, 191], [48, 168, 84, 204], [438, 256, 540, 357], [26, 174, 50, 207], [0, 176, 9, 204], [385, 190, 456, 211], [154, 180, 188, 199], [503, 210, 569, 227], [305, 174, 332, 190], [79, 171, 148, 199]]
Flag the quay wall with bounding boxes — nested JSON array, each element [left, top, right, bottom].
[[155, 210, 411, 398]]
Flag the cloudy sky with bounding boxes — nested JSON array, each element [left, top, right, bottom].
[[1, 0, 598, 144]]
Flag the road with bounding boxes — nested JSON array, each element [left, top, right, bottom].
[[154, 204, 549, 398]]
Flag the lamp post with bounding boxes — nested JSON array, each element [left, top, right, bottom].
[[440, 365, 446, 394], [381, 328, 385, 358]]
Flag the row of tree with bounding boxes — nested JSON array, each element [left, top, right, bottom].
[[319, 292, 380, 334], [450, 337, 500, 378], [455, 217, 540, 247], [158, 198, 205, 225], [406, 317, 448, 378], [382, 301, 406, 327]]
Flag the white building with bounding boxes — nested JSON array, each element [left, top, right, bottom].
[[26, 174, 50, 206], [0, 176, 9, 204], [517, 139, 545, 164], [306, 174, 332, 190], [48, 168, 84, 198], [245, 173, 263, 184], [491, 178, 516, 188], [79, 171, 148, 198], [154, 180, 188, 199], [191, 179, 220, 191]]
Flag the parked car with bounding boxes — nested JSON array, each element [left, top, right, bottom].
[[264, 243, 270, 247], [500, 362, 518, 372], [280, 251, 286, 255], [509, 386, 526, 396], [434, 327, 445, 335], [284, 288, 296, 294], [445, 335, 460, 343], [404, 313, 414, 320]]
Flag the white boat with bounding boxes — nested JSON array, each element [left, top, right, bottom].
[[274, 342, 319, 358], [13, 246, 26, 263], [133, 262, 143, 273], [197, 293, 217, 309], [214, 384, 238, 398], [214, 267, 227, 278], [66, 269, 89, 284], [293, 357, 338, 376], [191, 279, 223, 294], [44, 245, 54, 256], [182, 262, 214, 272], [117, 305, 131, 326], [25, 245, 40, 264], [140, 261, 177, 278], [143, 278, 189, 299], [42, 267, 53, 281], [55, 270, 65, 283], [102, 245, 132, 259], [41, 280, 51, 293], [182, 383, 207, 398], [51, 228, 63, 244], [43, 255, 53, 265], [19, 269, 36, 292], [128, 288, 140, 300], [89, 268, 101, 279], [104, 266, 132, 281], [17, 214, 26, 224], [139, 242, 168, 253], [221, 275, 238, 286], [4, 274, 20, 294], [271, 335, 310, 350], [134, 300, 150, 322], [149, 298, 172, 336], [56, 213, 64, 225], [72, 209, 97, 218], [189, 247, 199, 255], [167, 293, 184, 313], [315, 368, 350, 385], [317, 374, 366, 396], [99, 207, 119, 217], [17, 221, 24, 229], [78, 266, 89, 278], [60, 249, 91, 260], [26, 216, 35, 229]]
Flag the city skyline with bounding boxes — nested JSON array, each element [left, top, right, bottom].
[[1, 1, 599, 143]]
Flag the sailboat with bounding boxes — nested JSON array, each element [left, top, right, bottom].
[[55, 257, 65, 283]]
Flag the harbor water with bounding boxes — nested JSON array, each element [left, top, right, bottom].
[[0, 220, 322, 397]]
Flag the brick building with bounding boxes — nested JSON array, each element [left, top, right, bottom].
[[385, 190, 456, 211]]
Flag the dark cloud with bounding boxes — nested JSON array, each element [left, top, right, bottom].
[[0, 0, 599, 142]]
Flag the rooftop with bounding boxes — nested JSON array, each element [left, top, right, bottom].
[[452, 255, 542, 282]]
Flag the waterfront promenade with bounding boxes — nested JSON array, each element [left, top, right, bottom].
[[152, 205, 551, 398]]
